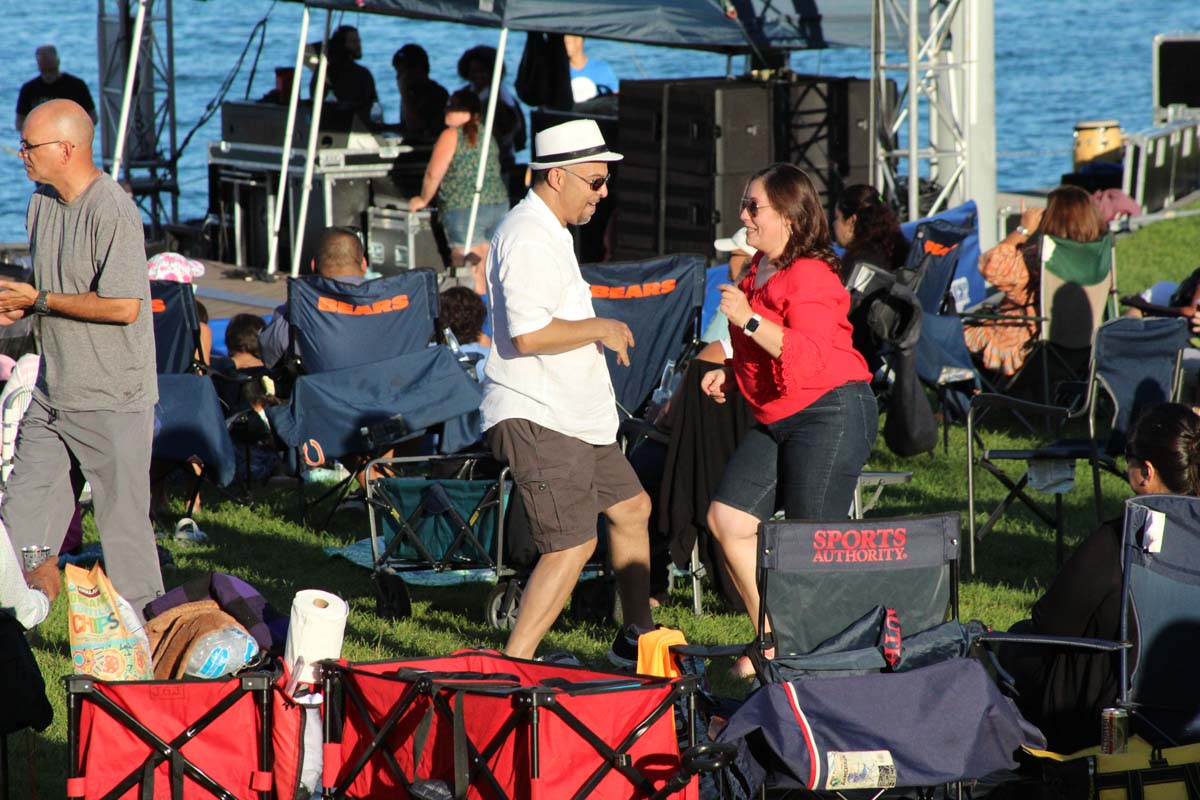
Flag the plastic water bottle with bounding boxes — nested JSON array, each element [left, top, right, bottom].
[[184, 627, 260, 679], [652, 359, 676, 408]]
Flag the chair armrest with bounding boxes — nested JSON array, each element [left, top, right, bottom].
[[969, 392, 1072, 419], [669, 643, 750, 659], [976, 631, 1130, 652], [619, 417, 669, 446]]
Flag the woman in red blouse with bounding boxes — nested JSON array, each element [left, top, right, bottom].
[[702, 164, 878, 671]]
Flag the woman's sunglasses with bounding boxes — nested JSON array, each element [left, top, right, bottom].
[[740, 198, 772, 218]]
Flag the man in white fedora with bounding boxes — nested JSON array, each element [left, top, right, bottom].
[[480, 118, 655, 665]]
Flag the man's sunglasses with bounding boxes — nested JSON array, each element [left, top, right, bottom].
[[740, 198, 772, 218], [561, 169, 611, 192]]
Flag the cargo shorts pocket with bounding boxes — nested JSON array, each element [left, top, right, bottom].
[[516, 465, 570, 544]]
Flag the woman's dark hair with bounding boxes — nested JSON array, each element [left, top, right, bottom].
[[1168, 267, 1200, 308], [446, 89, 482, 146], [1126, 402, 1200, 496], [440, 286, 487, 344], [1041, 185, 1107, 243], [751, 163, 840, 273], [836, 184, 909, 271], [225, 313, 265, 358]]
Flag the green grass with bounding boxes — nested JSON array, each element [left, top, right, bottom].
[[11, 210, 1200, 798]]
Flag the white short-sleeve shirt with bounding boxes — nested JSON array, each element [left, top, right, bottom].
[[480, 190, 618, 445]]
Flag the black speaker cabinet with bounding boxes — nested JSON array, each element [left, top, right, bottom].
[[618, 78, 773, 175], [612, 165, 752, 259]]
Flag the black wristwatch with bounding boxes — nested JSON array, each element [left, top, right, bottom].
[[743, 314, 762, 336], [32, 290, 50, 316]]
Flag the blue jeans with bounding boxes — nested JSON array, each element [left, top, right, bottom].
[[441, 203, 507, 248], [713, 381, 878, 520]]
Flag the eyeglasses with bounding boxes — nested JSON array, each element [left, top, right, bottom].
[[561, 169, 611, 192], [18, 139, 65, 155], [740, 198, 772, 218]]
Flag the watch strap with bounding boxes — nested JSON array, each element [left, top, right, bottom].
[[33, 290, 50, 315]]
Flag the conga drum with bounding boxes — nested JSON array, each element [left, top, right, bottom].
[[1073, 120, 1123, 169]]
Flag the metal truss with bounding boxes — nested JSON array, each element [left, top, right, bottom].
[[98, 0, 179, 237], [871, 0, 995, 234]]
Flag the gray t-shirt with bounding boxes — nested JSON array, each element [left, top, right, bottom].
[[26, 173, 157, 411]]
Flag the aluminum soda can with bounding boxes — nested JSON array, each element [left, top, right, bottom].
[[1100, 707, 1129, 754], [20, 545, 53, 573]]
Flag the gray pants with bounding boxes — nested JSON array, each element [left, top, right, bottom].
[[2, 396, 163, 620]]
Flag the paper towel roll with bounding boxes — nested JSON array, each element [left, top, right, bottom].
[[285, 589, 349, 684]]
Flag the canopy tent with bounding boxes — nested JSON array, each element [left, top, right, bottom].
[[107, 1, 991, 277]]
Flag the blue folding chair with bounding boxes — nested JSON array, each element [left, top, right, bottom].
[[581, 254, 706, 417], [150, 280, 205, 374], [148, 281, 236, 512], [285, 270, 439, 374], [968, 316, 1189, 572]]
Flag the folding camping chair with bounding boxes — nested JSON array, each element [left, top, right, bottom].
[[966, 232, 1119, 406], [581, 254, 706, 419], [269, 270, 447, 520], [148, 281, 239, 513], [1112, 494, 1200, 745], [966, 316, 1189, 573], [150, 280, 206, 375], [672, 513, 1045, 796], [267, 345, 484, 525], [319, 649, 730, 799], [65, 670, 300, 800]]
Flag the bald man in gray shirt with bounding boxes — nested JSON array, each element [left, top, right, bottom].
[[0, 99, 162, 621]]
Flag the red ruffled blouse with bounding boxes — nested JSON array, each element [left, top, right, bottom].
[[728, 253, 871, 424]]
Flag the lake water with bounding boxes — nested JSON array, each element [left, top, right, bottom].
[[1, 0, 1197, 244]]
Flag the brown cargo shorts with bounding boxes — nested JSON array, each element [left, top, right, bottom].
[[486, 418, 644, 553]]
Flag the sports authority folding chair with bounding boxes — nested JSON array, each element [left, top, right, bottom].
[[150, 280, 206, 375], [65, 670, 299, 800], [967, 316, 1189, 572], [320, 649, 728, 799], [581, 254, 706, 418], [154, 372, 240, 514]]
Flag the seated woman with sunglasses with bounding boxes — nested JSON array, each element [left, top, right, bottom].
[[410, 89, 508, 295], [701, 163, 878, 678], [1000, 402, 1200, 752]]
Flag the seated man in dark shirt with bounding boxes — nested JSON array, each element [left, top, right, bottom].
[[311, 26, 379, 125], [16, 46, 97, 130], [393, 44, 448, 145]]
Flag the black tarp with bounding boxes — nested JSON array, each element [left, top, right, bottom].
[[286, 0, 882, 52]]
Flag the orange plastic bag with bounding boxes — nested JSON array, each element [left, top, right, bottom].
[[65, 562, 154, 681]]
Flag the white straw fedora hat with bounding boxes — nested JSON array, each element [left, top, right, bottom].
[[529, 119, 623, 170]]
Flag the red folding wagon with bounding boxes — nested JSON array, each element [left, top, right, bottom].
[[66, 670, 308, 800], [321, 649, 718, 800]]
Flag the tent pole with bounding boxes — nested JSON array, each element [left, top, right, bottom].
[[463, 26, 508, 273], [110, 0, 148, 180], [267, 5, 310, 276], [291, 9, 332, 278], [906, 0, 919, 221]]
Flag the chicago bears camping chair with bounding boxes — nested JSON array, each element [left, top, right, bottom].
[[319, 649, 727, 800], [267, 269, 464, 521], [580, 254, 706, 418]]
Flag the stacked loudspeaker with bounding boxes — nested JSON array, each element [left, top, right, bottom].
[[612, 75, 892, 260]]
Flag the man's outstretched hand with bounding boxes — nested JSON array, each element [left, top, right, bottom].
[[596, 317, 635, 367]]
